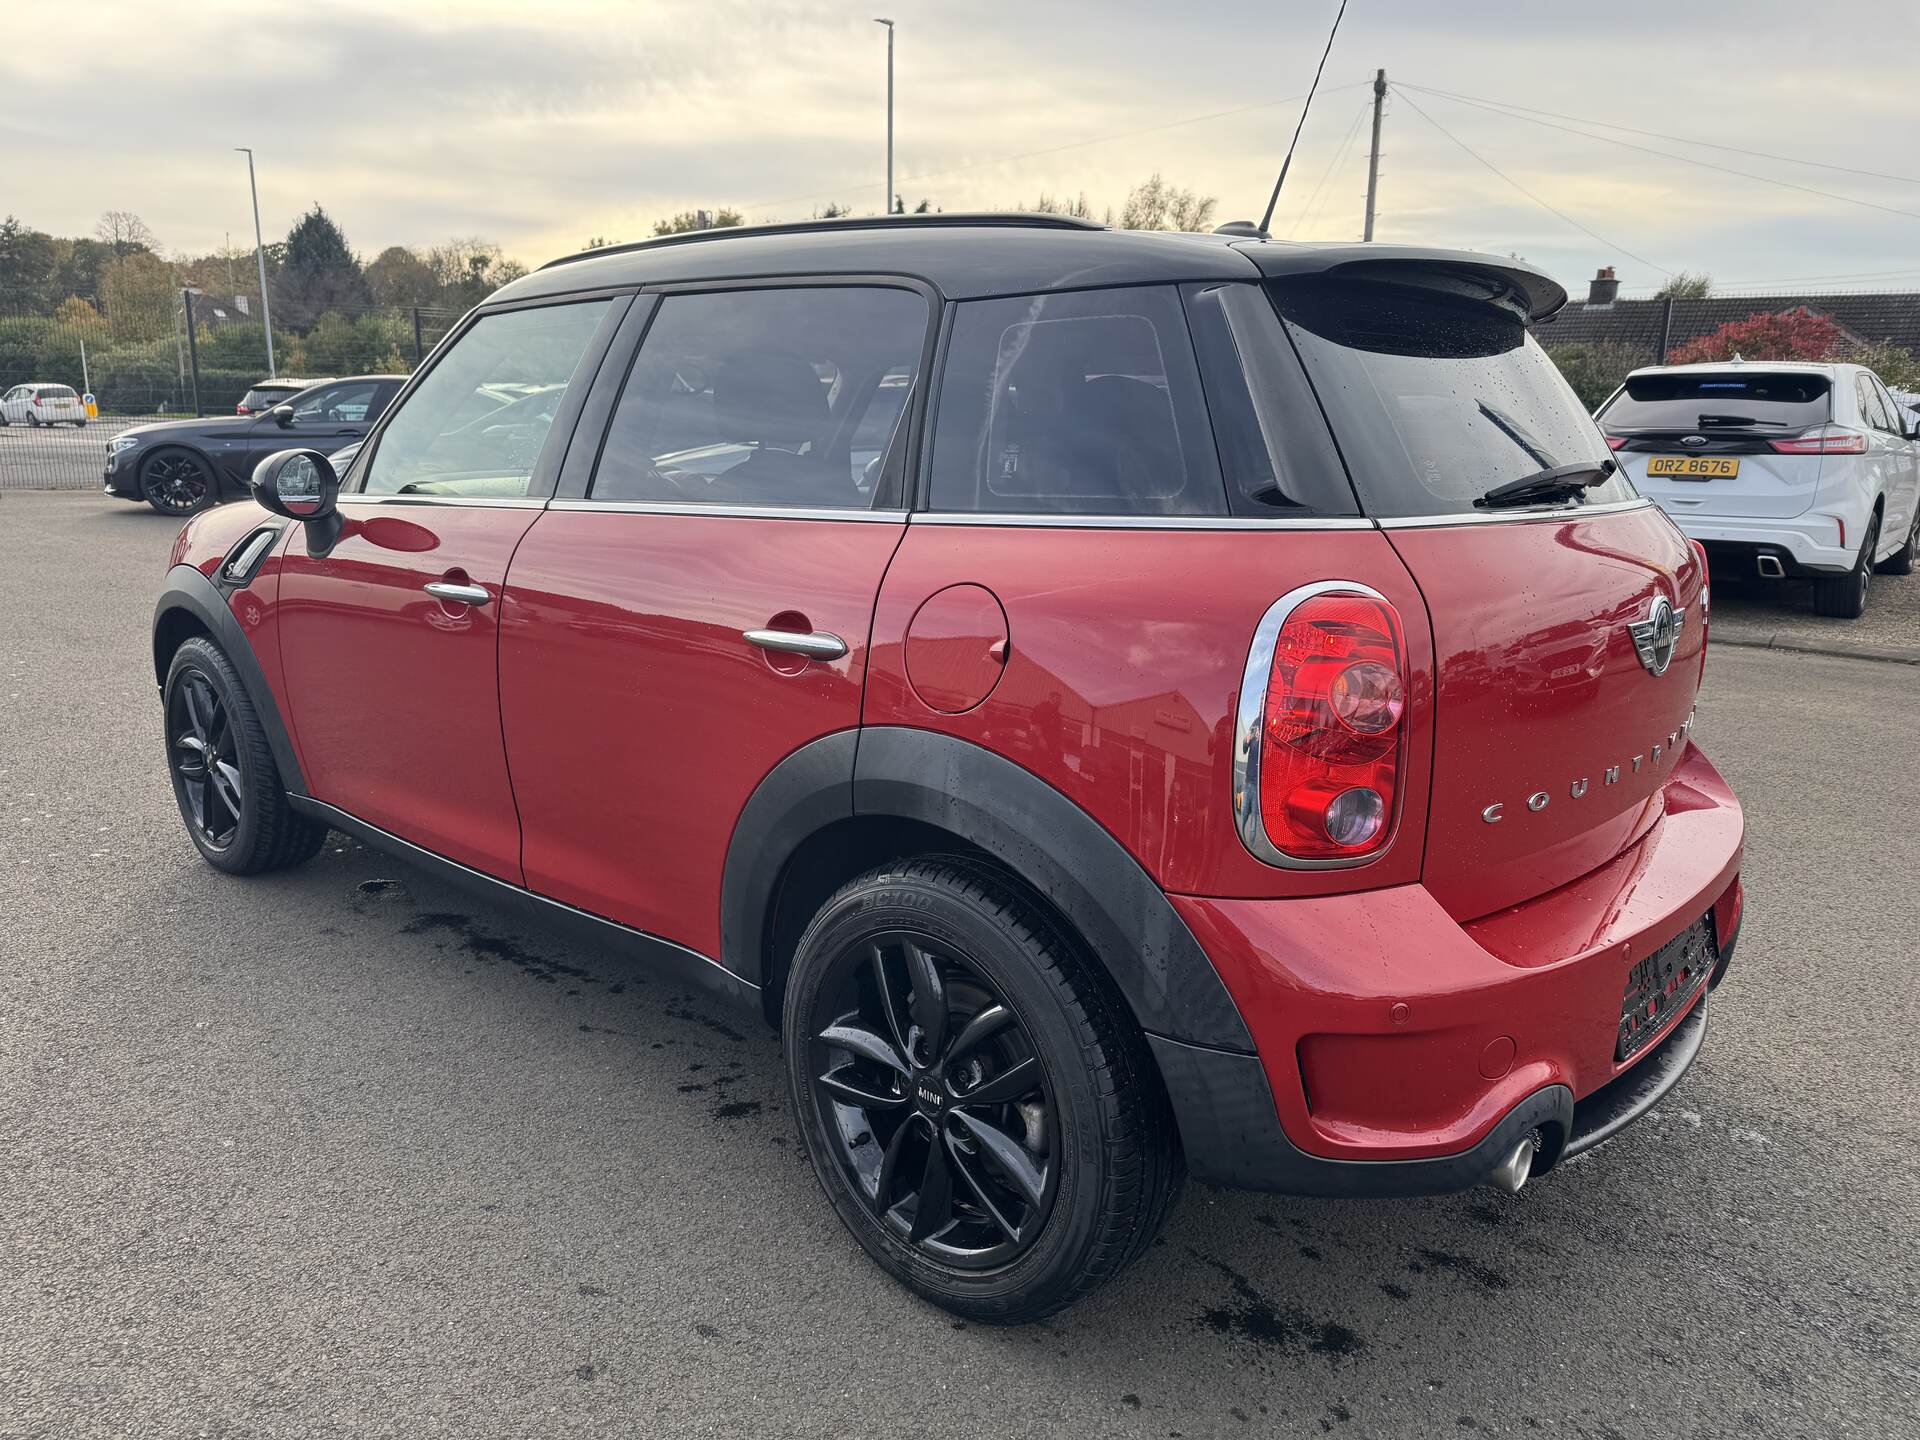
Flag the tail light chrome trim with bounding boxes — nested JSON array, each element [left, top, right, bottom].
[[1232, 579, 1403, 870]]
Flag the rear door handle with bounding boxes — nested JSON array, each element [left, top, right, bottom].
[[743, 628, 847, 660], [424, 581, 491, 606]]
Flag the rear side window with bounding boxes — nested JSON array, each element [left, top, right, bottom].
[[592, 286, 928, 510], [1601, 371, 1832, 431], [1277, 278, 1630, 518], [927, 285, 1227, 516]]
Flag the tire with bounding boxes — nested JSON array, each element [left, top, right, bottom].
[[142, 447, 217, 516], [783, 856, 1182, 1324], [1811, 511, 1879, 618], [163, 636, 327, 875], [1877, 510, 1917, 576]]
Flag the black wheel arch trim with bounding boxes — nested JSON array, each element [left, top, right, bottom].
[[720, 726, 1254, 1053], [153, 563, 307, 798]]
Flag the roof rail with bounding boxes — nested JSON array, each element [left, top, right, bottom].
[[539, 211, 1109, 270]]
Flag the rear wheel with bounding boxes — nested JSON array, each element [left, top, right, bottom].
[[142, 448, 216, 516], [1876, 509, 1917, 576], [783, 857, 1181, 1324], [163, 637, 326, 874], [1812, 511, 1879, 618]]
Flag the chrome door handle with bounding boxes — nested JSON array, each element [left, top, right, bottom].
[[743, 628, 847, 660], [424, 581, 491, 606]]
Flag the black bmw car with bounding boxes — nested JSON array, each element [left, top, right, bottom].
[[104, 375, 406, 515]]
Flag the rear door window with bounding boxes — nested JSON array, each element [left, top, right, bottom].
[[1600, 371, 1832, 432], [591, 285, 929, 509], [1275, 277, 1631, 518], [927, 285, 1227, 516]]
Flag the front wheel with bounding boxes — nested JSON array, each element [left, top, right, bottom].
[[1811, 512, 1879, 618], [163, 637, 327, 874], [783, 857, 1182, 1324], [142, 448, 216, 516]]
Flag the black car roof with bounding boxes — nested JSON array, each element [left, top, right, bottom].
[[489, 214, 1568, 319]]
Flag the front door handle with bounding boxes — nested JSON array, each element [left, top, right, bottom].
[[424, 581, 491, 606], [743, 628, 847, 660]]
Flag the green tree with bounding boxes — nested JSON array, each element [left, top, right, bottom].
[[1028, 192, 1095, 219], [1655, 271, 1713, 300], [1119, 174, 1216, 232], [651, 209, 746, 235], [364, 245, 440, 309], [100, 252, 176, 342], [1543, 342, 1647, 411], [426, 237, 527, 309], [1841, 338, 1920, 391], [279, 205, 370, 321], [0, 216, 59, 312]]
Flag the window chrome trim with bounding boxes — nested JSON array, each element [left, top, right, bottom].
[[548, 499, 907, 522], [336, 494, 550, 509], [1233, 579, 1399, 871], [910, 512, 1372, 531], [1374, 497, 1652, 529]]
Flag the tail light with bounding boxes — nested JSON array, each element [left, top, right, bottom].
[[30, 395, 42, 408], [1605, 434, 1628, 451], [1688, 538, 1710, 682], [1769, 427, 1866, 455], [1234, 583, 1408, 866]]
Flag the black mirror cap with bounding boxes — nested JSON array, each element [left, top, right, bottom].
[[250, 447, 339, 523], [271, 403, 296, 427]]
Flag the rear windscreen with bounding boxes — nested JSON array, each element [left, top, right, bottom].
[[1272, 279, 1631, 518], [1598, 372, 1831, 431], [241, 387, 296, 409], [38, 386, 76, 398]]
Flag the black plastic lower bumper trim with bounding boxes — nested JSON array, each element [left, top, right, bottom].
[[1562, 996, 1707, 1161]]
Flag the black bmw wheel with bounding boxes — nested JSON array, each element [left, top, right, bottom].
[[142, 448, 215, 516], [163, 637, 327, 874], [785, 858, 1181, 1323]]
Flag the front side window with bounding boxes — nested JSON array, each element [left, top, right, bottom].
[[592, 286, 929, 509], [928, 285, 1226, 516], [362, 299, 611, 497], [1280, 277, 1632, 517], [293, 381, 379, 424]]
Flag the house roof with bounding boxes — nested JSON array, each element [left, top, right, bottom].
[[1533, 290, 1920, 358]]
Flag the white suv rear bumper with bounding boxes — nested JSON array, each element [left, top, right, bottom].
[[1654, 506, 1858, 574]]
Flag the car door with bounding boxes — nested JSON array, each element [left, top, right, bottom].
[[1, 386, 24, 422], [1867, 374, 1919, 550], [274, 296, 628, 879], [498, 281, 935, 960]]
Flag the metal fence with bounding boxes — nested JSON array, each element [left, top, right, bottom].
[[0, 293, 459, 491]]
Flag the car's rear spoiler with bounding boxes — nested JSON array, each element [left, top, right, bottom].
[[1228, 241, 1569, 323]]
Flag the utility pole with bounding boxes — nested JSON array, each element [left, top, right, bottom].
[[236, 147, 276, 376], [1362, 67, 1387, 241], [875, 18, 895, 214]]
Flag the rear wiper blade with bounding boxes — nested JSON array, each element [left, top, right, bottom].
[[1473, 459, 1616, 510], [1697, 413, 1786, 428]]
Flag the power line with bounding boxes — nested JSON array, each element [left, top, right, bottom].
[[1397, 82, 1920, 191], [1289, 97, 1372, 238], [1396, 83, 1920, 226], [739, 81, 1369, 214], [1392, 87, 1672, 275]]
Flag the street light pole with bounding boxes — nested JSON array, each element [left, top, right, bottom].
[[235, 147, 276, 377], [874, 18, 894, 215]]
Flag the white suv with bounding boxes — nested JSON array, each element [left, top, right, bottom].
[[1598, 361, 1920, 617]]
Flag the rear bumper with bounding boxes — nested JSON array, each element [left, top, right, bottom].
[[1160, 742, 1743, 1196], [1661, 508, 1860, 575]]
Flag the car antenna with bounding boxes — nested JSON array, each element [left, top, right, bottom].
[[1244, 0, 1352, 238]]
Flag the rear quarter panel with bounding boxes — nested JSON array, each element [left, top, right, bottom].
[[863, 523, 1433, 898]]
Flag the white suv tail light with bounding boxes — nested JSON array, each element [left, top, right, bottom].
[[1769, 426, 1866, 455]]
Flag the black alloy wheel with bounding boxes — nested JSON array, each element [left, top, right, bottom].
[[809, 931, 1059, 1268], [167, 668, 244, 851], [142, 449, 214, 515], [784, 858, 1182, 1323]]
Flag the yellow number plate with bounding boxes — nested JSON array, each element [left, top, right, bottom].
[[1647, 456, 1739, 479]]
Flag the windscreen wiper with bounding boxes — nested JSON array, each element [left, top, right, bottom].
[[1473, 458, 1616, 510]]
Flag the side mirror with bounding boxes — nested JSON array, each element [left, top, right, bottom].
[[270, 403, 296, 428], [251, 448, 343, 553]]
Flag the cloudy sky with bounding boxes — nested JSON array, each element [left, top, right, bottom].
[[7, 0, 1918, 295]]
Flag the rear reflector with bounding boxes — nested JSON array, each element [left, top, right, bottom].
[[1769, 427, 1866, 455], [1234, 584, 1408, 866]]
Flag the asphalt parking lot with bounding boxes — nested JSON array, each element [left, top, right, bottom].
[[2, 489, 1916, 1439]]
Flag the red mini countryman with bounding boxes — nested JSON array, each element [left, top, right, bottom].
[[152, 215, 1744, 1322]]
